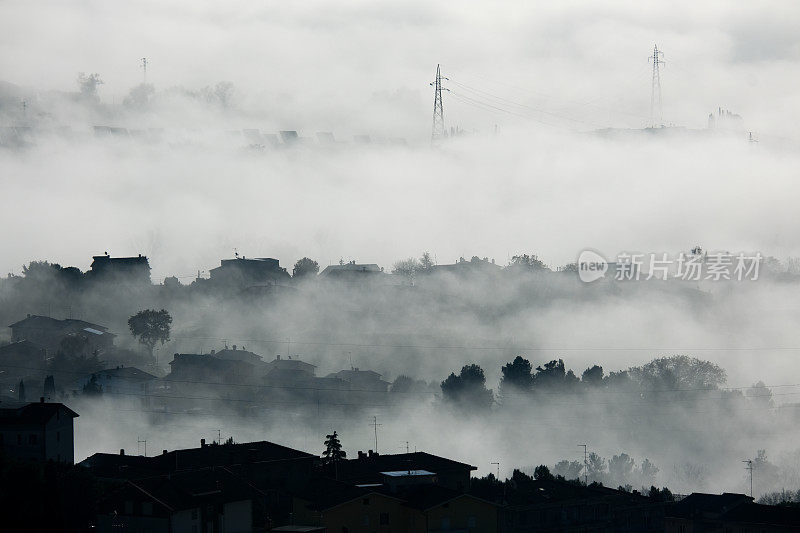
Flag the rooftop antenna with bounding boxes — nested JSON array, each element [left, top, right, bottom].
[[430, 64, 449, 144], [140, 58, 148, 84], [649, 45, 665, 127], [491, 461, 500, 480], [743, 460, 753, 497], [578, 444, 588, 485], [370, 416, 382, 452]]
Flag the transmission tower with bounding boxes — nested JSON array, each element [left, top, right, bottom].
[[649, 45, 665, 127], [141, 57, 148, 84], [430, 64, 449, 143]]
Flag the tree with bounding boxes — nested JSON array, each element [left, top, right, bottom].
[[322, 431, 346, 465], [419, 251, 435, 271], [608, 453, 635, 487], [500, 356, 533, 395], [746, 381, 774, 408], [128, 309, 172, 356], [581, 365, 604, 386], [553, 460, 583, 481], [441, 364, 494, 410], [392, 257, 420, 279], [533, 465, 554, 481], [628, 356, 726, 393], [292, 257, 319, 279], [586, 452, 607, 484], [508, 254, 548, 271], [77, 72, 103, 100]]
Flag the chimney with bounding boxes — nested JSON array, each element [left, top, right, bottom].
[[201, 438, 206, 447], [358, 451, 366, 459], [277, 354, 281, 360], [162, 450, 168, 455], [368, 450, 374, 458], [232, 345, 237, 351], [120, 449, 125, 456]]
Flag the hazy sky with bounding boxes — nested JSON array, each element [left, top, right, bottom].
[[1, 0, 800, 277]]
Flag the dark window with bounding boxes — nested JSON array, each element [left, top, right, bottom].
[[17, 434, 22, 444], [341, 528, 349, 533], [380, 513, 389, 525], [56, 431, 60, 442], [29, 434, 37, 445], [191, 509, 198, 520], [362, 498, 370, 505]]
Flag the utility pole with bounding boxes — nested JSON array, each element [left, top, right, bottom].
[[430, 64, 449, 144], [578, 444, 588, 485], [491, 462, 500, 480], [141, 57, 148, 84], [743, 460, 753, 498], [649, 45, 665, 127], [370, 416, 382, 452]]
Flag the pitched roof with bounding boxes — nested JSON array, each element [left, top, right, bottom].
[[8, 315, 110, 334], [721, 502, 800, 527], [81, 440, 315, 479], [667, 492, 753, 519], [336, 451, 476, 486], [0, 401, 79, 426], [95, 366, 157, 381]]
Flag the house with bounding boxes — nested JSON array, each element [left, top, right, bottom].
[[264, 354, 317, 388], [214, 345, 268, 376], [665, 492, 800, 532], [326, 369, 389, 392], [498, 477, 667, 533], [167, 352, 255, 384], [0, 340, 48, 379], [83, 366, 157, 408], [292, 471, 498, 533], [334, 450, 476, 493], [0, 398, 79, 463], [319, 262, 385, 281], [95, 466, 266, 533], [85, 366, 157, 394], [9, 314, 115, 355], [209, 257, 291, 287], [88, 253, 151, 283], [426, 257, 502, 277]]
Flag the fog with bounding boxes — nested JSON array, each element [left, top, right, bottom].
[[2, 0, 800, 501]]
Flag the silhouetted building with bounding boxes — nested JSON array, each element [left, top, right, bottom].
[[9, 314, 115, 355], [88, 253, 151, 283], [264, 354, 317, 382], [82, 366, 156, 407], [0, 340, 48, 378], [665, 492, 800, 532], [80, 439, 316, 480], [500, 478, 666, 532], [209, 257, 290, 287], [167, 352, 255, 384], [335, 450, 476, 493], [95, 467, 266, 533], [0, 399, 78, 463], [319, 261, 384, 281]]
